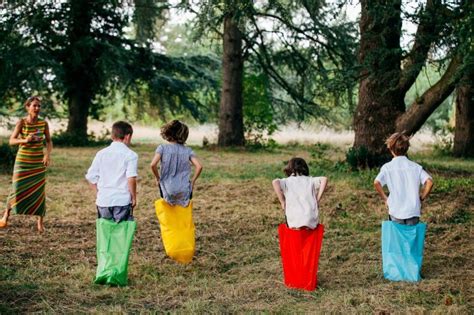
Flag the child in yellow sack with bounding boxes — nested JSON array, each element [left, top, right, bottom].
[[150, 120, 202, 263]]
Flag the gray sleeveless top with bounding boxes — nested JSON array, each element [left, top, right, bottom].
[[157, 143, 195, 206]]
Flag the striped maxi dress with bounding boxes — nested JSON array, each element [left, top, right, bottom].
[[6, 118, 47, 217]]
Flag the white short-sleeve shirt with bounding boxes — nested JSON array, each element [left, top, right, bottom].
[[375, 156, 431, 219], [85, 141, 138, 207], [279, 175, 323, 229]]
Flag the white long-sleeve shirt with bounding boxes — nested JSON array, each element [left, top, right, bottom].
[[85, 141, 138, 207]]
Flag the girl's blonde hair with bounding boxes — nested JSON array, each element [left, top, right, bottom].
[[160, 120, 189, 144]]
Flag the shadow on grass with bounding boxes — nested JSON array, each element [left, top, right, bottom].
[[0, 282, 41, 313]]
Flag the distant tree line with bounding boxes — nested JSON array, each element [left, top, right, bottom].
[[0, 0, 472, 159]]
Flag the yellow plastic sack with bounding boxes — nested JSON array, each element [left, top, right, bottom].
[[155, 198, 195, 264]]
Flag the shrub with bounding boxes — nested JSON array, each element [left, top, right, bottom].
[[243, 73, 278, 146], [345, 146, 391, 171], [52, 131, 111, 147], [0, 142, 17, 173]]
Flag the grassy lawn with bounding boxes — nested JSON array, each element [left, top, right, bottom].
[[1, 143, 473, 313]]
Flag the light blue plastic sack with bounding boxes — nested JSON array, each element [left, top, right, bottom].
[[381, 221, 426, 282]]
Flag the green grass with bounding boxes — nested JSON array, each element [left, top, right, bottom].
[[0, 144, 473, 313]]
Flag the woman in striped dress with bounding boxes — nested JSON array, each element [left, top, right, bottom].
[[0, 96, 52, 232]]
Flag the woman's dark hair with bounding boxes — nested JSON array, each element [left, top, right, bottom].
[[284, 157, 309, 176], [160, 120, 189, 144], [24, 96, 41, 108], [112, 121, 133, 140]]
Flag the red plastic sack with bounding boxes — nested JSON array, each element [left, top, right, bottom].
[[278, 223, 324, 291]]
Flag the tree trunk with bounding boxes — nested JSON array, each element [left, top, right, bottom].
[[352, 0, 465, 168], [64, 0, 94, 140], [453, 72, 474, 157], [66, 93, 90, 139], [217, 15, 245, 146], [352, 0, 404, 166]]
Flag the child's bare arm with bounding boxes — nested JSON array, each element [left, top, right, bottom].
[[272, 179, 285, 211], [190, 156, 203, 189], [316, 177, 328, 203], [374, 180, 388, 205], [128, 177, 137, 208], [420, 178, 433, 201], [150, 153, 161, 185]]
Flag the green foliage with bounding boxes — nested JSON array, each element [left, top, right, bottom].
[[446, 208, 471, 224], [244, 138, 279, 152], [0, 142, 16, 173], [181, 0, 358, 125], [133, 0, 168, 44], [0, 1, 219, 135], [345, 146, 391, 171], [434, 176, 474, 194], [52, 131, 111, 147], [243, 73, 277, 144], [309, 142, 332, 159]]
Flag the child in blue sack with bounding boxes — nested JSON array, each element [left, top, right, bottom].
[[150, 120, 203, 206], [272, 157, 328, 229], [374, 132, 434, 282], [374, 132, 433, 224]]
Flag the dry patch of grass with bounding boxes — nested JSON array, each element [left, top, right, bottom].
[[1, 144, 473, 312]]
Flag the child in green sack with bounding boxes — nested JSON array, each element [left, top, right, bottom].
[[85, 121, 138, 286]]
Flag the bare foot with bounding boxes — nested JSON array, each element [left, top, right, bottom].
[[37, 217, 45, 233], [0, 209, 10, 228]]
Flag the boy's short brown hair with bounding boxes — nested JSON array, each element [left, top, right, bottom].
[[112, 121, 133, 140], [284, 157, 309, 176], [160, 120, 189, 144], [385, 132, 410, 156]]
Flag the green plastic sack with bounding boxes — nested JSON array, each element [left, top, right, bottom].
[[94, 218, 136, 286]]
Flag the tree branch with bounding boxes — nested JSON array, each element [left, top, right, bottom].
[[247, 15, 327, 117], [396, 54, 463, 134], [398, 0, 441, 95]]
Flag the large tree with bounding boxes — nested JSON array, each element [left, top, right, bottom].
[[353, 0, 470, 166], [0, 0, 215, 140], [218, 10, 245, 146], [184, 0, 357, 146]]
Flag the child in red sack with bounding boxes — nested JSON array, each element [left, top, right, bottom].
[[272, 157, 328, 290], [272, 157, 328, 229]]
